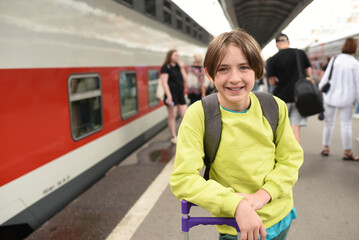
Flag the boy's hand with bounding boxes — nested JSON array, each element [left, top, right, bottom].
[[237, 189, 271, 211], [235, 199, 267, 240]]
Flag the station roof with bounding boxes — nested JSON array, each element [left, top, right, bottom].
[[219, 0, 313, 47]]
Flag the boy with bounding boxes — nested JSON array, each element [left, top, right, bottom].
[[170, 29, 303, 240]]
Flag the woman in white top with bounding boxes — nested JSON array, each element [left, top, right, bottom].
[[319, 37, 359, 160]]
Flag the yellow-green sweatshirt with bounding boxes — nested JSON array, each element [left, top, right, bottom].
[[169, 92, 303, 235]]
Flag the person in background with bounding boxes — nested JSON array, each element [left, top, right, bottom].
[[170, 29, 303, 240], [319, 38, 359, 161], [266, 33, 313, 144], [353, 101, 359, 119], [160, 49, 188, 144], [187, 54, 206, 105]]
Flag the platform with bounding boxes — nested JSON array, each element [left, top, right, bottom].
[[26, 114, 359, 240]]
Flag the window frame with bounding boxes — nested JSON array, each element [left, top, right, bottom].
[[119, 70, 139, 120], [147, 69, 160, 108], [68, 73, 104, 141]]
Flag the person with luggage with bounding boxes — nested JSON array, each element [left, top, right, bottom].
[[266, 33, 313, 144], [160, 49, 188, 144], [318, 37, 359, 160], [170, 29, 303, 240]]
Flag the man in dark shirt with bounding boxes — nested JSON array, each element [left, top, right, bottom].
[[266, 33, 312, 144]]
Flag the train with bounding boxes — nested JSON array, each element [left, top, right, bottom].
[[0, 0, 209, 238], [305, 33, 359, 82]]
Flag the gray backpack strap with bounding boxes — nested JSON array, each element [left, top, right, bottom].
[[201, 92, 278, 180], [253, 91, 279, 143], [201, 93, 221, 180]]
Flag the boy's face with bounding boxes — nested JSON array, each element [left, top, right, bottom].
[[206, 45, 255, 111]]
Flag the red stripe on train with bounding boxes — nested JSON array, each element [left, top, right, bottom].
[[0, 66, 163, 186]]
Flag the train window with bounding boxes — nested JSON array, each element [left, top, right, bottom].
[[116, 0, 133, 7], [176, 10, 182, 30], [119, 71, 138, 119], [122, 0, 133, 6], [145, 0, 156, 17], [68, 74, 103, 141], [163, 0, 172, 25], [147, 70, 160, 107], [185, 17, 191, 34]]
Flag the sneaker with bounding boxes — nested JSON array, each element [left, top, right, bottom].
[[171, 137, 177, 144]]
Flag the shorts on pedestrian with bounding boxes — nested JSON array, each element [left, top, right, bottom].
[[286, 102, 307, 126]]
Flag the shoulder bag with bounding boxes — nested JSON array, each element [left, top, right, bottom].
[[294, 50, 324, 117]]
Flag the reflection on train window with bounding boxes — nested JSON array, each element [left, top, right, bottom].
[[145, 0, 156, 17], [119, 71, 138, 119], [68, 74, 103, 141], [148, 70, 160, 107]]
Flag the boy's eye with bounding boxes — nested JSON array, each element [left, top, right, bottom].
[[240, 66, 250, 70], [218, 67, 228, 72]]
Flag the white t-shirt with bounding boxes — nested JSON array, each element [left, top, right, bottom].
[[319, 53, 359, 107]]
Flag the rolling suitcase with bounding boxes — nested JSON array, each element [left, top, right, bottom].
[[181, 200, 241, 240]]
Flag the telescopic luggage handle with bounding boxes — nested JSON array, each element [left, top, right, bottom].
[[181, 200, 240, 240]]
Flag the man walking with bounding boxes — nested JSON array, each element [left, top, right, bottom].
[[267, 33, 313, 144]]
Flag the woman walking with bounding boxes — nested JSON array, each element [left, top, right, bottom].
[[160, 49, 188, 144], [319, 38, 359, 160]]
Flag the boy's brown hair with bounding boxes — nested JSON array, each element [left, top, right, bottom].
[[204, 29, 263, 80], [341, 37, 358, 54]]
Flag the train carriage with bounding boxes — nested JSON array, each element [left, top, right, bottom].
[[306, 33, 359, 81], [0, 0, 209, 236]]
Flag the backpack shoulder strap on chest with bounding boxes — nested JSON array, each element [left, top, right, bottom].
[[253, 91, 279, 143], [201, 93, 221, 180], [201, 92, 279, 180]]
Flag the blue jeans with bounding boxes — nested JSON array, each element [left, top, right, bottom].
[[219, 225, 290, 240], [355, 101, 359, 114]]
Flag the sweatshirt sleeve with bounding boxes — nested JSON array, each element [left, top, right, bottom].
[[169, 102, 243, 217], [261, 98, 304, 201]]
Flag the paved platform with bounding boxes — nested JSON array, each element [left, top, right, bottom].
[[26, 114, 359, 240], [131, 115, 359, 240]]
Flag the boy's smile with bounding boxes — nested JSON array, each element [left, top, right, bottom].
[[207, 45, 255, 112]]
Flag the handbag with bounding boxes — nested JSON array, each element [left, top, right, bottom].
[[156, 78, 165, 100], [321, 56, 337, 93], [294, 50, 324, 117]]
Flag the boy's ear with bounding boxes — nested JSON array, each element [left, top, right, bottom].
[[204, 68, 214, 83]]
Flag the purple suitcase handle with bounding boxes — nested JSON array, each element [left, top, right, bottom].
[[181, 200, 240, 232]]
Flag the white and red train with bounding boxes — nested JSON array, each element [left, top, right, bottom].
[[306, 33, 359, 81], [0, 0, 208, 235]]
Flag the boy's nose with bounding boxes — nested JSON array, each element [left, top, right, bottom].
[[229, 69, 242, 83]]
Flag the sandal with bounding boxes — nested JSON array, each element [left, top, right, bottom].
[[342, 153, 359, 161], [321, 149, 329, 157]]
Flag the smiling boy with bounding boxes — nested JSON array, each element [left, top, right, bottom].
[[170, 29, 303, 240]]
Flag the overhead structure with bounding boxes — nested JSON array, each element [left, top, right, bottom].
[[219, 0, 313, 48]]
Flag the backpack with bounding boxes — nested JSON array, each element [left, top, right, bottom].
[[294, 50, 324, 117], [201, 92, 279, 180]]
